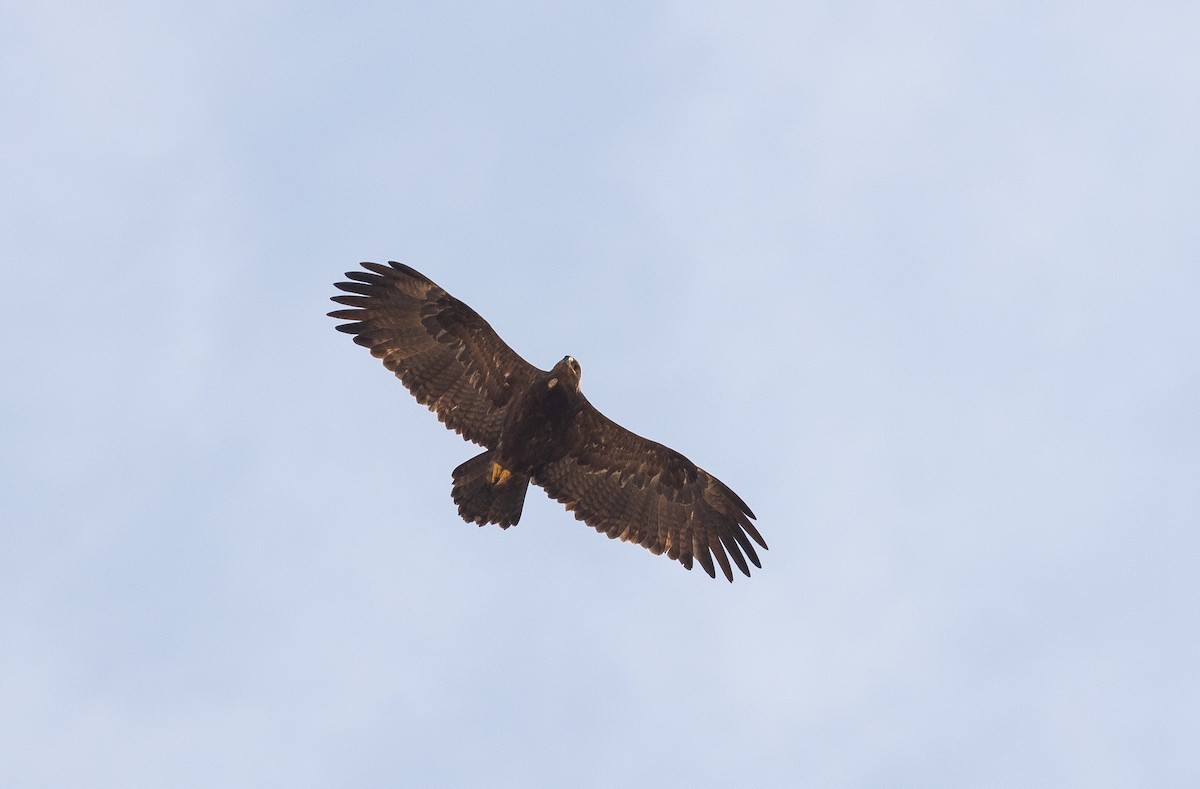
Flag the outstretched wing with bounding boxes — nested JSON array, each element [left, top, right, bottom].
[[535, 399, 766, 581], [329, 262, 541, 447]]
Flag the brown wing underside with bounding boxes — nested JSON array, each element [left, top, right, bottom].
[[535, 398, 766, 581], [328, 262, 540, 447]]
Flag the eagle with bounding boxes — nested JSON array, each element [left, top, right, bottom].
[[329, 262, 766, 581]]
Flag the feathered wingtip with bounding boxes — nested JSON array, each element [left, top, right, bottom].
[[327, 262, 437, 320]]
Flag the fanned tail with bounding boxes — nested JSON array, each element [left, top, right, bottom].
[[451, 450, 528, 528]]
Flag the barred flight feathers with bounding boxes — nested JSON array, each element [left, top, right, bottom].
[[330, 262, 766, 581]]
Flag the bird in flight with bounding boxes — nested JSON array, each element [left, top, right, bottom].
[[329, 262, 766, 580]]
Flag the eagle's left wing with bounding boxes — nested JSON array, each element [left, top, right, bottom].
[[534, 398, 766, 581]]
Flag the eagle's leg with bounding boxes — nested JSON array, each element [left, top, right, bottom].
[[451, 450, 529, 528]]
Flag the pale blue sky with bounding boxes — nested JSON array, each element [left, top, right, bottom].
[[3, 2, 1198, 786]]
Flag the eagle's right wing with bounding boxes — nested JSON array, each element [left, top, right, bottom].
[[329, 262, 541, 448]]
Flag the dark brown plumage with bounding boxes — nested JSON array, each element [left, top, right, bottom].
[[329, 262, 766, 581]]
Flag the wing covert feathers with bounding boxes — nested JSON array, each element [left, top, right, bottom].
[[331, 262, 765, 581], [535, 401, 766, 582], [329, 261, 539, 447]]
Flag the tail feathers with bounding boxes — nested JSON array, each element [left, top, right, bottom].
[[452, 451, 528, 528]]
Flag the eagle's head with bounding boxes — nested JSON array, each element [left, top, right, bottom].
[[548, 355, 582, 392]]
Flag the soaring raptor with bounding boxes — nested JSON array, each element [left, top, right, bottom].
[[329, 263, 766, 581]]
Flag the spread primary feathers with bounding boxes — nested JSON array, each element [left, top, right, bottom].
[[329, 262, 766, 581]]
